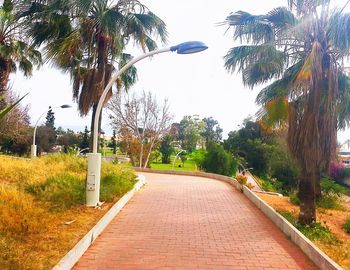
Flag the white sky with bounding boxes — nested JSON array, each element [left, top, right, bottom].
[[10, 0, 350, 142]]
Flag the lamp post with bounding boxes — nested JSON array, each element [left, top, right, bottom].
[[31, 104, 72, 158], [172, 149, 186, 170], [86, 41, 208, 206]]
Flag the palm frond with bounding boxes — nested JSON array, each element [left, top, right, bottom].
[[328, 11, 350, 55], [224, 44, 285, 73], [224, 11, 274, 44], [337, 72, 350, 129], [0, 93, 27, 120], [256, 61, 303, 105], [224, 44, 286, 87], [266, 7, 298, 32]]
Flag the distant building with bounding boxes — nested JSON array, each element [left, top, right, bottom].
[[339, 140, 350, 166]]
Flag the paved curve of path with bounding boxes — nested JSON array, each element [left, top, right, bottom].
[[74, 173, 317, 270]]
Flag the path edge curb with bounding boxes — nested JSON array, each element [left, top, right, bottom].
[[52, 175, 146, 270], [135, 168, 342, 270]]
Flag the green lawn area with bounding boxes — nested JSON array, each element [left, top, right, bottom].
[[151, 158, 197, 171]]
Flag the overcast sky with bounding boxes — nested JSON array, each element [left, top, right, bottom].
[[10, 0, 350, 142]]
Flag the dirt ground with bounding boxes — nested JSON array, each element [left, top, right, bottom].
[[258, 194, 350, 269]]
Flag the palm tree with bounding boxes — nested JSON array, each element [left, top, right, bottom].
[[22, 0, 167, 147], [0, 0, 41, 108], [223, 0, 350, 224]]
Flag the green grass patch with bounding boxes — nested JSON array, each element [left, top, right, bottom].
[[343, 217, 350, 234], [26, 173, 85, 210], [100, 164, 136, 202], [150, 158, 197, 171], [278, 210, 339, 244], [289, 192, 300, 205], [259, 176, 281, 193]]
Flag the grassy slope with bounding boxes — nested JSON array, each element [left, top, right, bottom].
[[0, 154, 136, 269]]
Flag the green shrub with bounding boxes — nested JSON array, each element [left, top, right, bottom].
[[297, 222, 338, 244], [202, 142, 237, 176], [343, 217, 350, 233], [317, 178, 345, 210], [317, 195, 343, 209], [26, 173, 85, 210], [100, 164, 136, 202], [277, 210, 297, 224], [270, 161, 299, 191], [278, 210, 339, 244], [289, 192, 300, 205], [259, 176, 281, 193], [189, 149, 206, 169], [321, 178, 345, 196]]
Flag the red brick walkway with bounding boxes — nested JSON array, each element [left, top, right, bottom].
[[74, 173, 317, 270]]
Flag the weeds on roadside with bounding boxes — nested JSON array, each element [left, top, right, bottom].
[[100, 163, 136, 202], [343, 217, 350, 234], [278, 210, 339, 244], [26, 173, 85, 210]]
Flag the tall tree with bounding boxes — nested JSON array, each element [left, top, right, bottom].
[[159, 134, 174, 164], [0, 0, 41, 109], [23, 0, 167, 147], [45, 106, 55, 128], [223, 0, 350, 224], [109, 90, 173, 168], [176, 115, 205, 152], [201, 117, 223, 146], [110, 129, 117, 154], [79, 126, 90, 152]]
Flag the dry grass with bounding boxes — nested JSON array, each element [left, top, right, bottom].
[[259, 194, 350, 269], [0, 154, 135, 269]]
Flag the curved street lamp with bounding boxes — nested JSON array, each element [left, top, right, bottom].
[[31, 104, 72, 158], [86, 41, 208, 206]]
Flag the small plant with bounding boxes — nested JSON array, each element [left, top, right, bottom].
[[277, 210, 297, 224], [236, 175, 247, 185], [289, 192, 300, 205], [317, 178, 345, 210], [343, 217, 350, 234]]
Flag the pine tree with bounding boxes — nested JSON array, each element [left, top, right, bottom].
[[79, 126, 90, 151], [45, 106, 55, 129], [111, 130, 117, 154]]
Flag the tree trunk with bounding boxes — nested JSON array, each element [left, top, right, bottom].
[[298, 169, 316, 225], [144, 141, 155, 168], [139, 142, 144, 168], [89, 103, 101, 152], [0, 58, 11, 110]]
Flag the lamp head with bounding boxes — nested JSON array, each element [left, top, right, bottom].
[[170, 41, 208, 54], [60, 104, 72, 109]]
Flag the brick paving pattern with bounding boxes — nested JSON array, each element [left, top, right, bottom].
[[74, 173, 317, 270]]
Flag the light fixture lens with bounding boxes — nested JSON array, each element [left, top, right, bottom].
[[170, 41, 208, 54]]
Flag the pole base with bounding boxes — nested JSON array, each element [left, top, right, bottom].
[[30, 145, 37, 158], [86, 153, 101, 206]]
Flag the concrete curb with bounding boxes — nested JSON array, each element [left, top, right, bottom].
[[52, 175, 146, 270], [135, 168, 342, 270]]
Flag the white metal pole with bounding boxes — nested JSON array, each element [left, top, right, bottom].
[[31, 108, 50, 158], [172, 149, 185, 170], [86, 47, 171, 206]]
